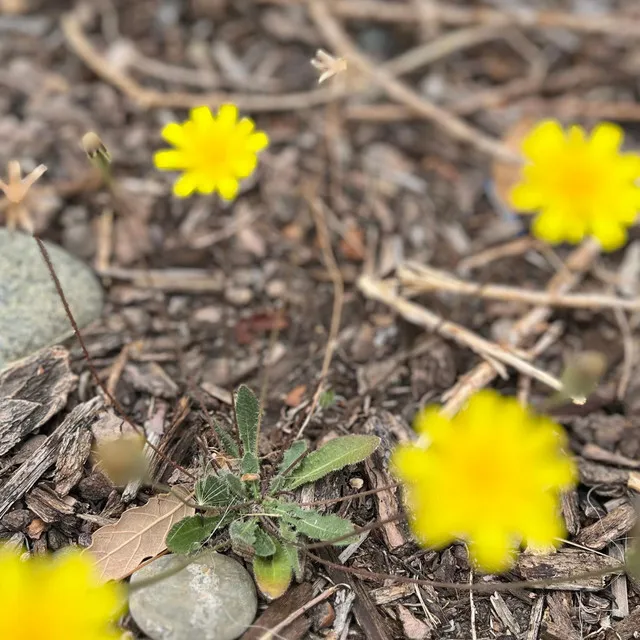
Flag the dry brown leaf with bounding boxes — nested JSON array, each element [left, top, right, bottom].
[[492, 117, 536, 205], [85, 488, 194, 581], [284, 384, 307, 407]]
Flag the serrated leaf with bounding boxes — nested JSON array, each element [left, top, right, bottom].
[[85, 488, 194, 581], [253, 527, 277, 557], [268, 501, 355, 544], [277, 440, 308, 476], [283, 543, 302, 581], [241, 452, 259, 475], [286, 435, 380, 489], [195, 474, 230, 507], [211, 417, 240, 458], [253, 540, 292, 600], [235, 385, 260, 456], [229, 518, 258, 548], [221, 470, 247, 500], [166, 515, 225, 554]]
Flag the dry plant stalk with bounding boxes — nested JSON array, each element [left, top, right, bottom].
[[442, 239, 602, 415], [398, 262, 640, 311], [357, 274, 564, 393]]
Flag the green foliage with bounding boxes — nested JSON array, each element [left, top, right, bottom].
[[164, 387, 379, 599], [166, 515, 225, 554], [253, 540, 292, 600], [266, 500, 355, 544], [286, 435, 381, 489], [319, 389, 336, 409], [235, 385, 260, 456]]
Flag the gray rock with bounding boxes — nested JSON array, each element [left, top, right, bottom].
[[129, 553, 257, 640], [0, 229, 103, 370]]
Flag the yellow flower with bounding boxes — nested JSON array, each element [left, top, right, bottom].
[[154, 104, 269, 200], [509, 120, 640, 251], [392, 391, 576, 573], [0, 547, 125, 639]]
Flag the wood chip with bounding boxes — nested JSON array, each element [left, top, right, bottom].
[[609, 544, 629, 619], [25, 486, 77, 523], [490, 592, 520, 636], [0, 346, 77, 456], [54, 413, 94, 496], [561, 489, 581, 536], [370, 583, 416, 605], [240, 583, 313, 640], [575, 503, 637, 550], [581, 443, 640, 470], [544, 592, 580, 640], [525, 595, 545, 640], [397, 604, 433, 640], [605, 604, 640, 639], [517, 551, 619, 590], [0, 397, 103, 518]]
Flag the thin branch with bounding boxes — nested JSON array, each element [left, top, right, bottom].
[[441, 239, 601, 416], [306, 0, 518, 162], [296, 187, 344, 438], [358, 274, 564, 394], [398, 262, 640, 311]]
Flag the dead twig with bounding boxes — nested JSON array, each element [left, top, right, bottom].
[[442, 239, 601, 415], [306, 0, 518, 162], [398, 263, 640, 311], [358, 274, 564, 394], [297, 188, 344, 438]]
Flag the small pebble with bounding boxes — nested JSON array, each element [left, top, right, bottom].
[[224, 286, 253, 306], [0, 229, 103, 371], [129, 552, 257, 640]]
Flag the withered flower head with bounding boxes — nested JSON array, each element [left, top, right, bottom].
[[311, 49, 347, 84], [0, 160, 47, 232]]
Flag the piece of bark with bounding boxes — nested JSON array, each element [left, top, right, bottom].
[[54, 409, 95, 495], [240, 583, 313, 640], [0, 398, 103, 518], [581, 443, 640, 469], [578, 459, 628, 496], [605, 605, 640, 640], [317, 547, 395, 640], [25, 486, 77, 523], [0, 346, 77, 456], [397, 604, 434, 640], [517, 551, 619, 590], [363, 412, 408, 549], [575, 503, 636, 550], [490, 592, 521, 636], [609, 544, 630, 619], [543, 592, 580, 640], [525, 596, 545, 640], [370, 583, 416, 605], [561, 489, 581, 536]]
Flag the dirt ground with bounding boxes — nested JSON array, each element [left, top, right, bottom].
[[2, 0, 640, 638]]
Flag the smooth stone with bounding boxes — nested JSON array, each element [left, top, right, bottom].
[[129, 553, 258, 640], [0, 229, 103, 370]]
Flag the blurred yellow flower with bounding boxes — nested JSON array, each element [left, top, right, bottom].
[[0, 547, 124, 639], [509, 120, 640, 250], [154, 104, 269, 200], [392, 391, 576, 573]]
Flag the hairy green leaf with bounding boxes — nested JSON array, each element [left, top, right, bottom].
[[283, 543, 302, 581], [268, 501, 355, 544], [166, 515, 225, 554], [253, 541, 292, 600], [195, 474, 230, 507], [211, 416, 239, 458], [253, 527, 277, 557], [286, 435, 380, 489], [235, 385, 260, 456], [277, 440, 308, 476], [241, 452, 259, 475], [229, 518, 257, 547], [220, 470, 247, 500]]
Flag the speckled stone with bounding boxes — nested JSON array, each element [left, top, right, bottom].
[[0, 229, 103, 370], [129, 553, 257, 640]]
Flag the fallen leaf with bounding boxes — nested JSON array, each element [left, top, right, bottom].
[[339, 223, 366, 262], [284, 385, 307, 407], [492, 117, 535, 206], [85, 488, 194, 581], [235, 311, 288, 345]]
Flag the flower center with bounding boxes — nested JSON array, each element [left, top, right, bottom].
[[555, 158, 601, 204]]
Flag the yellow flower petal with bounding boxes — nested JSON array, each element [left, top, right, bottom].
[[392, 444, 428, 482], [521, 120, 565, 161], [173, 172, 199, 198], [509, 182, 543, 211], [589, 123, 623, 154], [592, 220, 627, 251], [161, 122, 185, 146], [468, 527, 516, 573], [217, 177, 240, 200], [154, 150, 189, 170], [154, 104, 268, 201], [217, 104, 239, 128], [190, 105, 214, 128], [532, 208, 573, 244]]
